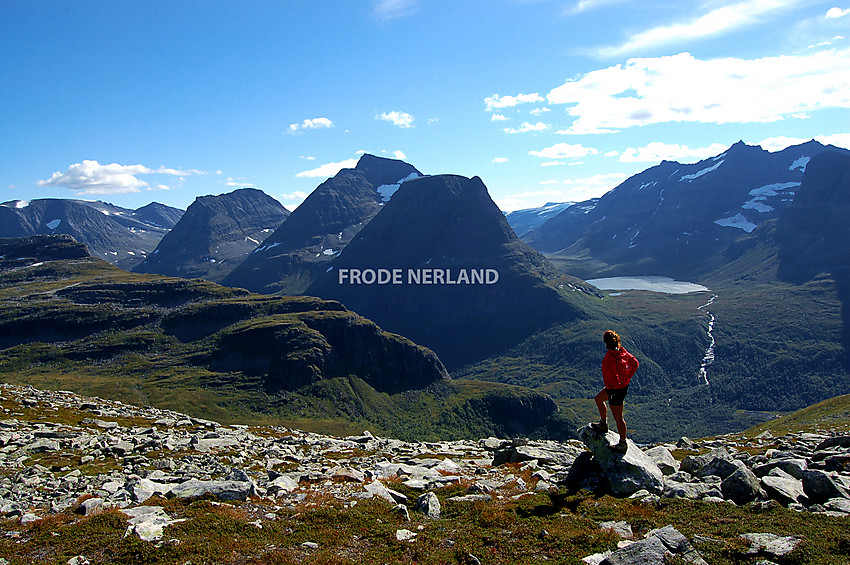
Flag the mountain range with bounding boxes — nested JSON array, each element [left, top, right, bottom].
[[523, 140, 850, 281], [222, 154, 422, 294], [2, 140, 849, 442], [0, 198, 183, 270]]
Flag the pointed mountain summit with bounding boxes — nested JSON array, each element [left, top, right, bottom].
[[522, 140, 849, 280], [134, 188, 289, 282], [307, 174, 592, 368], [0, 198, 183, 270], [223, 154, 421, 294]]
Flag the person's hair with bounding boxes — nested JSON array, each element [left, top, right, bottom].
[[603, 330, 621, 350]]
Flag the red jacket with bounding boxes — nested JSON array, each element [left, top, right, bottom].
[[601, 347, 639, 389]]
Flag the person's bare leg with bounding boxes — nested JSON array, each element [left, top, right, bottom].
[[594, 389, 608, 423], [610, 404, 626, 443]]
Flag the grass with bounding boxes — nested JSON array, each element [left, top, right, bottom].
[[2, 489, 848, 564]]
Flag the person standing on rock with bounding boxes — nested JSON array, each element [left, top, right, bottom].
[[591, 330, 639, 454]]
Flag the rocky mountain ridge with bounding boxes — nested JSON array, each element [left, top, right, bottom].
[[524, 140, 850, 280], [223, 154, 422, 295], [134, 187, 290, 282], [0, 198, 184, 271], [2, 384, 848, 564]]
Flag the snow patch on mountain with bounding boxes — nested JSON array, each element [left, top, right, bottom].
[[741, 182, 800, 214], [46, 219, 61, 230], [789, 156, 810, 171], [714, 213, 757, 233], [680, 160, 724, 182]]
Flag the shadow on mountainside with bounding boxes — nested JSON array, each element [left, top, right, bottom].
[[775, 150, 850, 373]]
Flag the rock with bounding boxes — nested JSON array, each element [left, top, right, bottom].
[[598, 521, 633, 539], [643, 446, 679, 476], [760, 470, 805, 505], [802, 469, 850, 504], [740, 533, 802, 559], [677, 437, 695, 449], [600, 525, 707, 565], [814, 435, 850, 451], [578, 426, 663, 496], [363, 480, 396, 503], [396, 528, 417, 542], [721, 468, 765, 504], [122, 506, 185, 541], [416, 492, 441, 519], [752, 458, 807, 479], [75, 497, 104, 516], [67, 557, 90, 565], [267, 475, 299, 496], [170, 478, 255, 501], [699, 457, 745, 480], [680, 447, 732, 476]]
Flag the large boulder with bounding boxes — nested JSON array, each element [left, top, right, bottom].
[[721, 467, 765, 504], [802, 469, 850, 504], [578, 426, 663, 496]]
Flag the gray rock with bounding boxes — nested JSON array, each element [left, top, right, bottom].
[[721, 468, 765, 504], [752, 458, 807, 479], [699, 457, 745, 480], [598, 520, 632, 539], [681, 447, 732, 476], [170, 479, 255, 501], [760, 471, 805, 505], [578, 426, 663, 496], [643, 446, 679, 476], [740, 533, 802, 558], [75, 497, 104, 516], [802, 469, 850, 504], [814, 436, 850, 451], [416, 491, 441, 519]]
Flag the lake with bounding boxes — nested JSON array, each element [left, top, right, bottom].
[[586, 276, 710, 294]]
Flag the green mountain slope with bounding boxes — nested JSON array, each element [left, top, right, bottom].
[[0, 235, 571, 441]]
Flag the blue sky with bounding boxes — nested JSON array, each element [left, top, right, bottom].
[[2, 0, 849, 212]]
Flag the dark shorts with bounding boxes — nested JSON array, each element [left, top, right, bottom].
[[605, 386, 629, 406]]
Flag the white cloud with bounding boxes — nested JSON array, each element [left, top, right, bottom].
[[281, 191, 309, 201], [826, 7, 850, 18], [592, 0, 804, 57], [373, 0, 418, 19], [377, 111, 415, 128], [492, 157, 509, 163], [226, 177, 257, 188], [759, 133, 850, 151], [295, 158, 359, 178], [529, 107, 551, 115], [484, 93, 544, 111], [529, 143, 598, 159], [547, 50, 850, 134], [619, 141, 730, 163], [384, 150, 407, 160], [563, 0, 628, 15], [38, 160, 197, 195], [491, 113, 509, 122], [287, 117, 334, 134], [503, 121, 550, 134], [540, 161, 566, 167]]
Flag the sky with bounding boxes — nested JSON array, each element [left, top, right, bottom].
[[2, 0, 849, 213]]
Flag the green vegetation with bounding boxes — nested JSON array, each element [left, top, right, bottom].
[[0, 253, 567, 441], [2, 490, 848, 564]]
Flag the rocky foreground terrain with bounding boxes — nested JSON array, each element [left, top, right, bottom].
[[1, 383, 849, 564]]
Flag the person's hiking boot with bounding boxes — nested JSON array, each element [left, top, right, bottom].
[[609, 439, 628, 454], [590, 421, 608, 434]]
